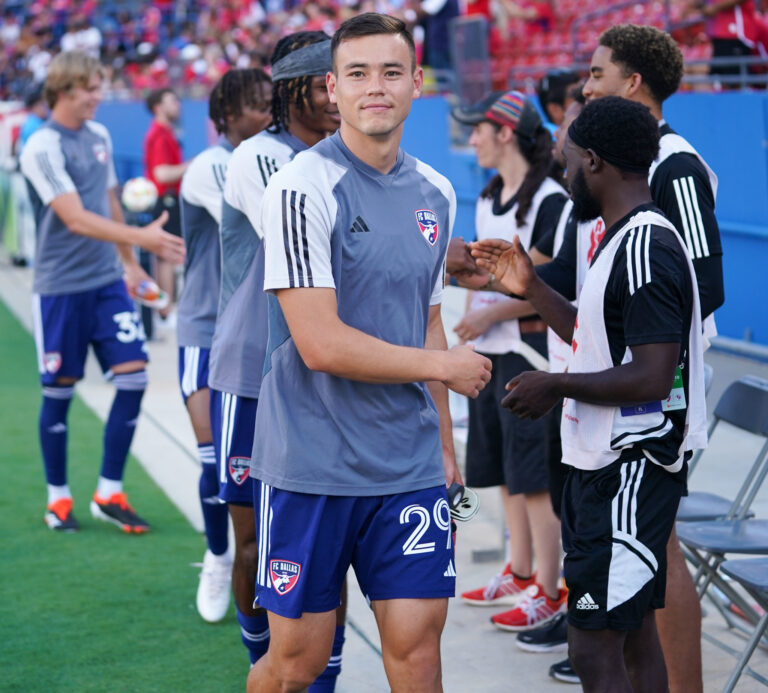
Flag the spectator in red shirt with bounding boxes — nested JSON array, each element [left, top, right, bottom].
[[144, 88, 188, 320]]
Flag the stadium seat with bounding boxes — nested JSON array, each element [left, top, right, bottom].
[[678, 375, 768, 522], [718, 558, 768, 691]]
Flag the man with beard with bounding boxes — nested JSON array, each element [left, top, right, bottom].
[[471, 96, 707, 693]]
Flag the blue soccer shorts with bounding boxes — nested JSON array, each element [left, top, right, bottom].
[[253, 483, 456, 619], [178, 346, 210, 402], [209, 388, 257, 504], [32, 279, 148, 386]]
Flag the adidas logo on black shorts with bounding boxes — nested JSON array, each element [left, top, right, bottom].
[[575, 593, 600, 610]]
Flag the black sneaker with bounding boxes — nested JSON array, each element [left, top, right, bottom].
[[44, 498, 80, 532], [90, 492, 150, 533], [516, 612, 568, 653], [549, 658, 581, 684]]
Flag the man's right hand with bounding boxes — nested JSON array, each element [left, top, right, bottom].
[[441, 344, 492, 398], [141, 210, 185, 264], [470, 236, 536, 297]]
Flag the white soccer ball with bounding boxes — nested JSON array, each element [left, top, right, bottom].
[[121, 176, 158, 213]]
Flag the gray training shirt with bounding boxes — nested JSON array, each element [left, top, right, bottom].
[[20, 120, 122, 295], [177, 139, 233, 348], [208, 129, 308, 399], [251, 132, 454, 496]]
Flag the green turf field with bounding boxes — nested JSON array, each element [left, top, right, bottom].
[[0, 301, 247, 692]]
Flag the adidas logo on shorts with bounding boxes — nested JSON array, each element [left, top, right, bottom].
[[575, 593, 600, 610]]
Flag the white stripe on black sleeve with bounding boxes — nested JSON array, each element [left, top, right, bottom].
[[686, 176, 710, 257], [672, 177, 696, 258], [626, 228, 636, 295], [678, 177, 703, 258]]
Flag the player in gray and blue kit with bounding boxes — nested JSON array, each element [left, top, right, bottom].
[[20, 51, 185, 533], [176, 68, 272, 623], [207, 33, 346, 686], [246, 15, 492, 693]]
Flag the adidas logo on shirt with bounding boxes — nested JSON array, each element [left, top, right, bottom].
[[349, 216, 370, 233], [575, 593, 600, 610]]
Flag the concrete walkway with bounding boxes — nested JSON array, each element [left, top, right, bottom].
[[2, 253, 767, 692]]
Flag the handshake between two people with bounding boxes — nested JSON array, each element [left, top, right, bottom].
[[446, 236, 535, 297], [445, 236, 562, 420]]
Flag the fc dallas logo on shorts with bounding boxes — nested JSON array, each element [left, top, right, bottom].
[[228, 456, 250, 485], [270, 560, 301, 595], [415, 209, 439, 247], [44, 351, 62, 373]]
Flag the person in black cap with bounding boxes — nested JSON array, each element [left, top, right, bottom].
[[537, 69, 580, 126], [471, 95, 707, 693], [451, 90, 569, 633]]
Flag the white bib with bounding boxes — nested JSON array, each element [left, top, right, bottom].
[[561, 209, 708, 472]]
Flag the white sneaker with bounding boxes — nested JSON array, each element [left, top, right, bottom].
[[196, 549, 233, 622]]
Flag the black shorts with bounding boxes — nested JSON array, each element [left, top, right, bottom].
[[562, 456, 684, 631], [546, 400, 566, 518], [465, 333, 554, 495], [153, 192, 182, 238]]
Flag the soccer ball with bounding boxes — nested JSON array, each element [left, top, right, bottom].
[[121, 177, 158, 213]]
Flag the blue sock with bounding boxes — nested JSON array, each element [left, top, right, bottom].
[[237, 608, 270, 664], [309, 625, 345, 692], [199, 445, 228, 555], [39, 386, 74, 486], [100, 371, 146, 482]]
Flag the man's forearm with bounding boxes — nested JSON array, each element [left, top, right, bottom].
[[152, 163, 187, 185], [551, 360, 675, 407], [524, 276, 578, 343], [425, 316, 456, 465]]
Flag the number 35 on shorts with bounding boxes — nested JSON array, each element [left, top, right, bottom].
[[400, 497, 452, 555]]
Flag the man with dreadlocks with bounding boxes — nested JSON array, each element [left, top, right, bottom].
[[206, 32, 344, 687], [176, 67, 272, 624]]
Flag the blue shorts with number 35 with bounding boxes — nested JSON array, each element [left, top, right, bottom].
[[253, 483, 456, 619]]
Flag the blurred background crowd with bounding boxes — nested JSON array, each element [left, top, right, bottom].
[[3, 0, 768, 104]]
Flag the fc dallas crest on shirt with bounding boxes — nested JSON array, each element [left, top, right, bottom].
[[270, 559, 302, 595], [415, 209, 439, 246], [93, 142, 108, 164]]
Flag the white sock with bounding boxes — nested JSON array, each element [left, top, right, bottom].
[[47, 484, 72, 505], [96, 477, 123, 499]]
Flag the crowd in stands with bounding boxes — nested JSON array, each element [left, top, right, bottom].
[[2, 0, 767, 103]]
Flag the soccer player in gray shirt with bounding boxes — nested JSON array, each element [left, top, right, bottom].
[[247, 14, 492, 693], [176, 69, 272, 624], [207, 32, 348, 682], [20, 51, 184, 533]]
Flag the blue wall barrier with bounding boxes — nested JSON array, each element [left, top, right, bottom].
[[98, 91, 767, 346]]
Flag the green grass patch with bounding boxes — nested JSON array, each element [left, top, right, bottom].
[[0, 301, 245, 692]]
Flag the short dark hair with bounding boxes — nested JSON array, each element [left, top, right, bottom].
[[146, 88, 176, 115], [331, 13, 416, 72], [568, 80, 587, 106], [268, 31, 330, 134], [208, 68, 271, 134], [599, 24, 683, 104], [538, 69, 580, 108], [571, 96, 660, 174]]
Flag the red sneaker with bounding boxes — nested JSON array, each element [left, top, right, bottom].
[[461, 565, 537, 607], [491, 585, 568, 632]]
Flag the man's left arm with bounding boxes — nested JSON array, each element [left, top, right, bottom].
[[425, 304, 463, 487], [503, 230, 690, 418], [108, 187, 152, 291], [651, 153, 724, 317]]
